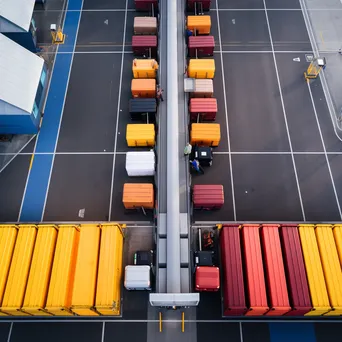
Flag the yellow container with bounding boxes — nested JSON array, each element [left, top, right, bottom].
[[71, 224, 101, 316], [95, 223, 124, 316], [298, 224, 331, 316], [188, 59, 215, 79], [315, 225, 342, 316], [45, 225, 80, 316], [187, 15, 211, 35], [21, 225, 58, 316], [190, 123, 221, 147], [132, 59, 159, 78], [1, 225, 37, 316], [333, 225, 342, 265], [0, 225, 18, 316], [126, 124, 155, 147]]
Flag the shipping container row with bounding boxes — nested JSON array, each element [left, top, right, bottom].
[[0, 224, 124, 316], [219, 224, 342, 317]]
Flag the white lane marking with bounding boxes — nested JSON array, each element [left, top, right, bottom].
[[216, 0, 237, 221], [263, 0, 306, 221], [108, 0, 129, 221], [6, 323, 13, 342], [307, 81, 342, 219], [101, 322, 106, 342]]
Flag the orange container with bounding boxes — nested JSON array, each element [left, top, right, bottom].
[[122, 183, 154, 209], [131, 79, 156, 98]]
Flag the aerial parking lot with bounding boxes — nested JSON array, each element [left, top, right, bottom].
[[192, 0, 342, 223]]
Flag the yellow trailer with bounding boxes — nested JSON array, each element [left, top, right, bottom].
[[188, 59, 215, 79], [21, 225, 58, 316], [315, 225, 342, 316], [298, 224, 331, 316], [45, 225, 80, 316], [0, 225, 18, 316], [333, 225, 342, 265], [0, 225, 37, 316], [132, 59, 159, 78], [190, 123, 221, 147], [187, 15, 211, 35], [126, 124, 155, 147], [71, 224, 101, 316], [95, 223, 124, 316]]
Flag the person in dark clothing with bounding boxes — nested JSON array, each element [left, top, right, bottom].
[[190, 159, 204, 174], [156, 85, 164, 103]]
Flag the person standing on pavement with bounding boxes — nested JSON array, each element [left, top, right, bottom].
[[156, 85, 164, 103], [184, 143, 192, 156], [190, 159, 204, 174]]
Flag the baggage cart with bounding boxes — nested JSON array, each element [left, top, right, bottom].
[[298, 224, 331, 316], [71, 225, 101, 316], [184, 78, 214, 98], [126, 151, 155, 177], [132, 79, 156, 98], [132, 35, 158, 58], [188, 59, 215, 79], [126, 124, 155, 147], [134, 0, 158, 12], [0, 225, 37, 316], [195, 266, 220, 292], [241, 224, 269, 316], [22, 225, 58, 316], [123, 183, 154, 211], [125, 265, 152, 290], [190, 123, 221, 146], [260, 224, 291, 316], [0, 225, 18, 316], [133, 59, 159, 78], [315, 225, 342, 316], [129, 98, 157, 122], [221, 225, 247, 316], [190, 98, 217, 121], [193, 145, 213, 166], [188, 36, 215, 57], [133, 17, 157, 35], [95, 224, 124, 316], [279, 225, 312, 316], [187, 15, 211, 35], [192, 184, 224, 210], [333, 224, 342, 265], [187, 0, 211, 11]]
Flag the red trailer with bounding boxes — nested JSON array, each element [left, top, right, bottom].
[[192, 184, 224, 210], [187, 0, 211, 11], [279, 225, 312, 316], [221, 225, 247, 316], [190, 98, 217, 122], [195, 266, 220, 291], [241, 224, 269, 316], [260, 224, 291, 316], [132, 36, 158, 58], [188, 36, 215, 57], [134, 0, 158, 12]]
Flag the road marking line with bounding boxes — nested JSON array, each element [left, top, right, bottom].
[[307, 81, 342, 219], [263, 0, 306, 221], [6, 323, 13, 342], [216, 0, 237, 221], [240, 322, 244, 342], [101, 322, 106, 342], [108, 0, 129, 221]]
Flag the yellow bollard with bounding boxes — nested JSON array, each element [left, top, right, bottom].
[[159, 312, 162, 332], [181, 312, 185, 332]]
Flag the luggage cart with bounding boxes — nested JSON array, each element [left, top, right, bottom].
[[192, 145, 213, 166]]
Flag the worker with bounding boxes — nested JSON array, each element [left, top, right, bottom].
[[339, 47, 342, 55], [184, 143, 192, 156], [133, 59, 137, 66], [156, 85, 164, 102], [190, 159, 204, 174]]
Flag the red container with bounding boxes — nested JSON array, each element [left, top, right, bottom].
[[221, 225, 247, 316], [188, 36, 215, 57], [260, 224, 291, 316], [187, 0, 211, 11], [192, 184, 224, 210], [132, 36, 158, 58], [241, 225, 269, 316], [189, 98, 217, 122], [134, 0, 158, 12], [280, 225, 312, 316], [195, 266, 220, 291]]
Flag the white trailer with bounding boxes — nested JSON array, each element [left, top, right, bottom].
[[124, 265, 151, 290], [125, 150, 155, 177]]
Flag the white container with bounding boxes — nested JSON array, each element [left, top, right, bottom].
[[124, 265, 151, 290], [125, 151, 155, 177]]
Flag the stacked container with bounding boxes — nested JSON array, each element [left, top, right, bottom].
[[123, 0, 160, 214]]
